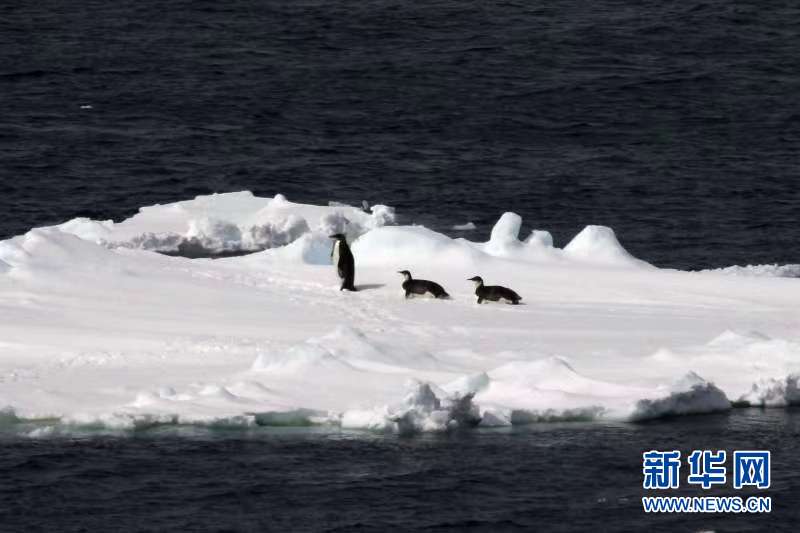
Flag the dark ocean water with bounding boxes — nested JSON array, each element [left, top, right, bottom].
[[2, 0, 800, 269], [1, 409, 798, 532]]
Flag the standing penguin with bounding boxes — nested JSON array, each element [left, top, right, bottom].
[[467, 276, 521, 305], [329, 233, 356, 291], [398, 270, 450, 299]]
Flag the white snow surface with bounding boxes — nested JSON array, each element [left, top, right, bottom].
[[2, 191, 800, 434]]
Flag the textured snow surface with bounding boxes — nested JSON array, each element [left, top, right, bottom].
[[703, 263, 800, 278], [53, 192, 395, 255], [2, 192, 800, 434]]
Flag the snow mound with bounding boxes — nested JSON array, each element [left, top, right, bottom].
[[449, 358, 735, 425], [258, 233, 335, 265], [352, 225, 483, 268], [706, 330, 771, 348], [252, 326, 442, 374], [445, 357, 635, 424], [54, 192, 395, 256], [486, 357, 635, 399], [57, 217, 114, 241], [0, 238, 29, 266], [525, 230, 554, 249], [317, 325, 443, 371], [564, 225, 650, 268], [479, 212, 558, 260], [352, 212, 568, 268], [1, 228, 132, 275], [252, 342, 355, 374], [630, 372, 730, 421], [485, 212, 523, 254]]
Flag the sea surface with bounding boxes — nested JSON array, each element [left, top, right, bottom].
[[2, 0, 799, 269], [1, 409, 798, 532], [1, 1, 799, 531]]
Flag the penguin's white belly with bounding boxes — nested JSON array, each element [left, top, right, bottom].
[[332, 241, 341, 268]]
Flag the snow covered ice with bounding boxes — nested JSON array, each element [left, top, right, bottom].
[[2, 191, 800, 436]]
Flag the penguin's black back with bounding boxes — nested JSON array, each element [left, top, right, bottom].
[[403, 279, 450, 299], [478, 284, 521, 304]]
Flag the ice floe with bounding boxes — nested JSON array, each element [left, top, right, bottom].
[[1, 191, 799, 435]]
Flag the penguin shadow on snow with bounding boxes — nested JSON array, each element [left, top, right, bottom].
[[354, 283, 385, 291]]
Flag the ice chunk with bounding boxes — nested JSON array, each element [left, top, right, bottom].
[[630, 372, 730, 421], [482, 212, 524, 256], [740, 375, 800, 407], [341, 381, 480, 434], [56, 217, 114, 241], [50, 191, 396, 256], [525, 230, 554, 248], [563, 225, 649, 268], [242, 213, 310, 250], [452, 222, 476, 231]]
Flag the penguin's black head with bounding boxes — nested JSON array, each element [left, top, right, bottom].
[[397, 270, 412, 280], [328, 233, 346, 241], [468, 276, 483, 285]]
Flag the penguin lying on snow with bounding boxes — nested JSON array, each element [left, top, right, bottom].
[[398, 270, 450, 299], [468, 276, 522, 305], [329, 233, 356, 291]]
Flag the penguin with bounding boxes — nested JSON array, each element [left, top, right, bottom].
[[467, 276, 521, 305], [329, 233, 356, 291], [398, 270, 450, 299]]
